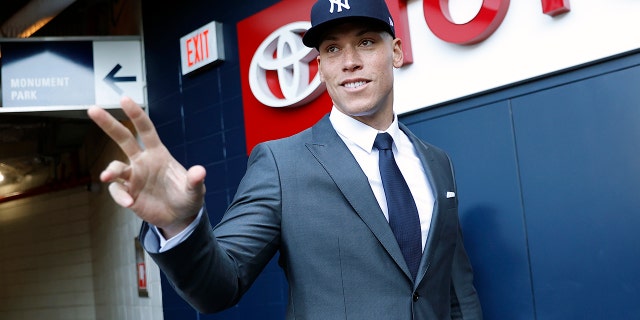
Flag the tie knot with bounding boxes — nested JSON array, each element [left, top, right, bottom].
[[373, 132, 394, 151]]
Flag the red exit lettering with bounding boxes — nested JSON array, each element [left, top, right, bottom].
[[186, 30, 210, 67]]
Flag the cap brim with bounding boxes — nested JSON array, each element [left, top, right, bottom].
[[302, 17, 394, 48]]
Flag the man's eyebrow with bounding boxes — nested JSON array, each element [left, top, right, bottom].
[[355, 29, 372, 37], [323, 28, 376, 41]]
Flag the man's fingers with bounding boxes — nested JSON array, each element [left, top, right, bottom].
[[119, 96, 163, 150], [100, 161, 131, 183], [87, 105, 142, 158], [187, 165, 207, 191], [108, 182, 134, 208]]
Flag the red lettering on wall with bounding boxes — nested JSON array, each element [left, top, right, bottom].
[[541, 0, 570, 16], [186, 30, 211, 67], [202, 30, 210, 58], [423, 0, 510, 45], [186, 38, 194, 67], [387, 0, 413, 65], [193, 34, 201, 63]]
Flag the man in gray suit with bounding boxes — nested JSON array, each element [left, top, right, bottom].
[[88, 0, 482, 318]]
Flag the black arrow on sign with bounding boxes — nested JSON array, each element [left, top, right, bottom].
[[104, 64, 137, 95]]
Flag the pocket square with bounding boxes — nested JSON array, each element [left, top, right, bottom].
[[446, 191, 456, 198]]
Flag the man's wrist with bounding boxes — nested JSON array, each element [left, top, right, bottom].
[[158, 214, 197, 239], [154, 208, 204, 253]]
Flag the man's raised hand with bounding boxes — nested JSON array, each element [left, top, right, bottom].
[[87, 96, 206, 238]]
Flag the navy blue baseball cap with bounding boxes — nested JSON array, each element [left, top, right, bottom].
[[302, 0, 396, 48]]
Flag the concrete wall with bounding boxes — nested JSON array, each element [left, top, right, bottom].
[[0, 187, 96, 319], [88, 138, 164, 320], [0, 137, 164, 320]]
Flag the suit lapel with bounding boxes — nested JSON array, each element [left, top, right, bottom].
[[402, 124, 453, 285], [305, 116, 411, 279]]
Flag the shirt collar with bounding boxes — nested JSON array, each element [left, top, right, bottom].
[[329, 106, 401, 153]]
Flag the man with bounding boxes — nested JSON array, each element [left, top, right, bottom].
[[88, 0, 482, 318]]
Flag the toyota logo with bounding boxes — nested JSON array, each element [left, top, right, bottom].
[[248, 21, 325, 108]]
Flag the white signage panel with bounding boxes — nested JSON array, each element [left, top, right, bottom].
[[0, 37, 145, 111], [93, 40, 145, 106], [180, 21, 225, 75]]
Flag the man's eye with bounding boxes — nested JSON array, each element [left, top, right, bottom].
[[327, 46, 339, 53], [360, 39, 374, 47]]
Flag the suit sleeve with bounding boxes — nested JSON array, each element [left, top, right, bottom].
[[450, 224, 483, 319], [140, 142, 283, 314], [445, 153, 483, 320]]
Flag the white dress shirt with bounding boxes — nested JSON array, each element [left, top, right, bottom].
[[156, 107, 435, 252], [329, 107, 434, 250]]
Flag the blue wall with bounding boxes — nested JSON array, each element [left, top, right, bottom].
[[141, 1, 287, 319], [404, 51, 640, 319], [140, 1, 640, 319]]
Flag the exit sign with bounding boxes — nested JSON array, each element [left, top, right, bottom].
[[179, 21, 225, 75]]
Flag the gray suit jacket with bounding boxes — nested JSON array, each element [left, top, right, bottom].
[[140, 114, 482, 319]]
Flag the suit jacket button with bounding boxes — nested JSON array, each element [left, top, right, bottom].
[[412, 292, 420, 302]]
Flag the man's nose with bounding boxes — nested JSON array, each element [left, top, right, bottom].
[[342, 47, 362, 71]]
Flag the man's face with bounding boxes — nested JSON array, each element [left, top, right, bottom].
[[317, 22, 403, 130]]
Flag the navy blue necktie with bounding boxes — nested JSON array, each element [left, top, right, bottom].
[[374, 132, 422, 280]]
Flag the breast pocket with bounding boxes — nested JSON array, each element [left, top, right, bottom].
[[441, 190, 458, 209]]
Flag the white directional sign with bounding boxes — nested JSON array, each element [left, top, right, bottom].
[[93, 40, 145, 106], [0, 37, 145, 109]]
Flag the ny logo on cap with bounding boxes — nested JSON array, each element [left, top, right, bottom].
[[329, 0, 350, 13]]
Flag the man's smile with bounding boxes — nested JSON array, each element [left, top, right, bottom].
[[341, 79, 370, 89]]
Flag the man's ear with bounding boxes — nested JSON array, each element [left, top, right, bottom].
[[392, 38, 404, 68], [317, 55, 325, 82]]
